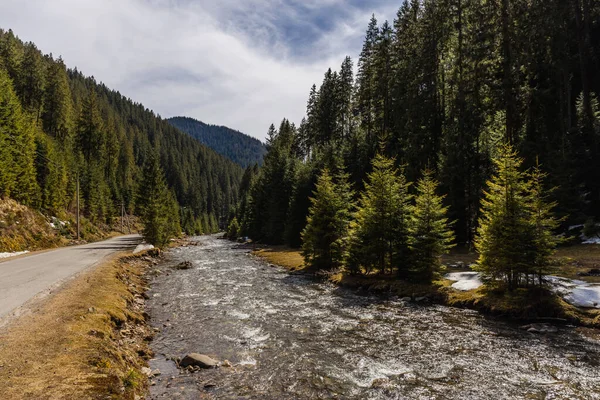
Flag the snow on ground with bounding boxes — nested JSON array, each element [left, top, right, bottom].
[[545, 276, 600, 309], [133, 243, 154, 254], [444, 271, 483, 291], [446, 272, 600, 309], [0, 251, 29, 259], [582, 236, 600, 244]]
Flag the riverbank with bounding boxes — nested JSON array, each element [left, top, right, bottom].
[[0, 250, 159, 399], [253, 247, 600, 328]]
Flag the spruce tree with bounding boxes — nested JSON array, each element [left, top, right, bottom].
[[227, 217, 240, 240], [474, 145, 533, 290], [42, 58, 72, 143], [347, 153, 412, 275], [526, 163, 561, 285], [137, 152, 177, 247], [301, 169, 353, 270], [409, 171, 455, 282], [0, 67, 38, 205]]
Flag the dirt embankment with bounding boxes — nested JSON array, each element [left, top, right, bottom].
[[0, 250, 160, 399]]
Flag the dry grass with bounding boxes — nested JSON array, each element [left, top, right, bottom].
[[0, 252, 155, 399], [0, 198, 63, 252], [253, 246, 306, 271]]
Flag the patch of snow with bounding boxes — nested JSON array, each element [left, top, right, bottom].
[[445, 271, 483, 291], [133, 243, 154, 254], [582, 236, 600, 244], [546, 276, 600, 309], [445, 272, 600, 308], [0, 250, 29, 259]]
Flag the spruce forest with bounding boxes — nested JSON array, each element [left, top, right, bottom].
[[168, 116, 267, 168], [0, 29, 243, 246], [233, 0, 600, 286]]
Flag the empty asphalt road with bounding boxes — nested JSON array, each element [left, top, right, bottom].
[[0, 234, 142, 321]]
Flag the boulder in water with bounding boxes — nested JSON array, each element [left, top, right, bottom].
[[173, 261, 192, 270], [179, 353, 219, 369], [520, 323, 558, 334]]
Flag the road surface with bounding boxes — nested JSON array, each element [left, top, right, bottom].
[[0, 234, 141, 321]]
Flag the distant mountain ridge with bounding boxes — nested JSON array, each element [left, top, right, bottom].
[[168, 117, 266, 168]]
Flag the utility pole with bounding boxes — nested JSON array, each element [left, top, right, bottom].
[[76, 171, 80, 240], [121, 202, 124, 233]]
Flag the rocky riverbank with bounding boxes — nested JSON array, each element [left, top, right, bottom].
[[253, 247, 600, 328]]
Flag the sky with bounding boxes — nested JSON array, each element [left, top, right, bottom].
[[0, 0, 398, 141]]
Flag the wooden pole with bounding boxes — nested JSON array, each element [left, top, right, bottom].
[[76, 172, 80, 240]]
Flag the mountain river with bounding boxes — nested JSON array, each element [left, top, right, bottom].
[[146, 235, 600, 399]]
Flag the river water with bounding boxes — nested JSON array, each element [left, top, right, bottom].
[[146, 235, 600, 399]]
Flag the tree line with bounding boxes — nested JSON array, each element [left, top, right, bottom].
[[0, 29, 243, 246], [232, 0, 598, 289]]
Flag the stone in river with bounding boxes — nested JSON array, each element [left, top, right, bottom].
[[179, 353, 219, 369]]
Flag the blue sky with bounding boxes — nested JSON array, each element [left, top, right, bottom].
[[0, 0, 398, 140]]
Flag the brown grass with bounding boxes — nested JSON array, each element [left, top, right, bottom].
[[0, 198, 63, 252], [253, 246, 306, 271], [0, 252, 155, 399]]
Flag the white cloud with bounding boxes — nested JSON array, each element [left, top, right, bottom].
[[0, 0, 396, 140]]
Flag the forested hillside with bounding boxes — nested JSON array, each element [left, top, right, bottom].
[[168, 116, 266, 168], [0, 29, 243, 243], [235, 0, 600, 249]]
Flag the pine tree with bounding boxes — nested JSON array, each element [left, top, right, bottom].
[[137, 151, 179, 247], [347, 153, 412, 276], [526, 163, 561, 285], [474, 145, 533, 290], [301, 169, 353, 270], [42, 58, 72, 143], [0, 67, 38, 205], [227, 217, 240, 240], [18, 43, 45, 117], [409, 171, 455, 282]]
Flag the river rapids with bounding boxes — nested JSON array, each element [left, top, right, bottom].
[[146, 235, 600, 399]]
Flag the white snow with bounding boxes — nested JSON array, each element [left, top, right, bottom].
[[444, 271, 483, 291], [546, 276, 600, 309], [582, 236, 600, 244], [445, 272, 600, 308], [0, 250, 29, 259], [133, 243, 154, 254]]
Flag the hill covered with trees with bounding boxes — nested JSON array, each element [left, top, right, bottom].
[[0, 28, 243, 245], [231, 0, 600, 289], [168, 116, 266, 168]]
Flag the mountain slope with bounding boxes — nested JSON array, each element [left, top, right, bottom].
[[0, 28, 242, 235], [168, 116, 266, 168]]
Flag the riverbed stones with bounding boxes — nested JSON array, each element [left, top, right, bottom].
[[179, 353, 219, 369], [519, 323, 558, 334], [173, 261, 192, 270]]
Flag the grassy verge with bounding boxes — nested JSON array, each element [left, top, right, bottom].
[[254, 246, 600, 328], [0, 250, 159, 399]]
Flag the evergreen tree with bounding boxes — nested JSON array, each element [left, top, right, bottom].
[[42, 58, 72, 143], [0, 67, 38, 205], [474, 145, 533, 290], [137, 152, 180, 247], [526, 163, 562, 285], [227, 217, 240, 240], [18, 42, 45, 117], [409, 171, 455, 282], [301, 169, 353, 270], [347, 153, 412, 276]]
